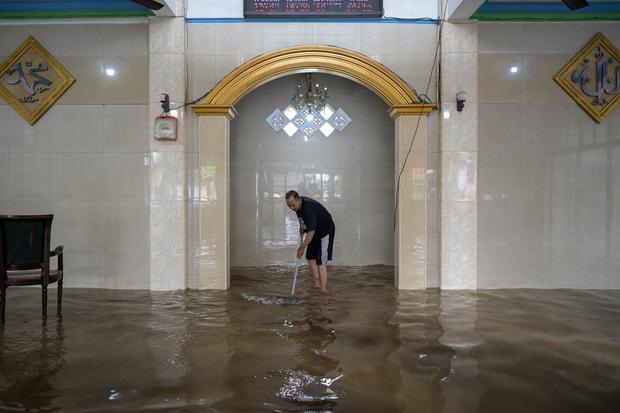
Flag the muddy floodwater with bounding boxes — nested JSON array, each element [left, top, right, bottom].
[[1, 265, 619, 412]]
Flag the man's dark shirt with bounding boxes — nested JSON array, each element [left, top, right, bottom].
[[296, 196, 333, 239]]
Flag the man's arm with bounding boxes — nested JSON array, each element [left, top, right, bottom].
[[297, 230, 315, 258]]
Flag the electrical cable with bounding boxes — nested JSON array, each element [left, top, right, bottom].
[[393, 0, 449, 231]]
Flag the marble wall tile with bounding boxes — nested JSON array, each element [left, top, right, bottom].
[[478, 54, 524, 103], [522, 23, 574, 54], [101, 200, 149, 249], [572, 22, 620, 52], [151, 249, 186, 290], [441, 249, 477, 290], [441, 52, 478, 104], [150, 17, 185, 54], [150, 152, 186, 201], [440, 102, 478, 153], [103, 153, 149, 201], [8, 106, 59, 153], [478, 103, 523, 164], [441, 152, 477, 202], [53, 200, 105, 249], [104, 56, 149, 104], [264, 24, 313, 53], [397, 115, 427, 153], [523, 103, 577, 154], [361, 24, 413, 55], [0, 153, 8, 201], [369, 54, 413, 88], [0, 105, 7, 153], [57, 153, 104, 201], [103, 24, 149, 57], [411, 24, 438, 55], [214, 54, 255, 84], [441, 201, 476, 253], [104, 248, 150, 289], [313, 23, 361, 52], [0, 25, 61, 57], [8, 153, 57, 200], [199, 116, 229, 152], [215, 23, 263, 56], [62, 248, 104, 288], [188, 24, 216, 56], [104, 105, 149, 153], [58, 57, 105, 104], [410, 53, 439, 100], [57, 105, 104, 152], [523, 54, 574, 103], [478, 23, 524, 54], [151, 200, 185, 250], [188, 55, 217, 101], [443, 23, 477, 54], [57, 25, 104, 57]]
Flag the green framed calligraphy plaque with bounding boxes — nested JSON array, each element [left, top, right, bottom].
[[0, 36, 75, 125], [555, 32, 620, 123]]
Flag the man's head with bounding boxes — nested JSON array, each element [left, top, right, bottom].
[[286, 190, 302, 212]]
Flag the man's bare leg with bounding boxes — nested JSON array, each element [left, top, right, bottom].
[[308, 260, 320, 288], [318, 264, 328, 294]]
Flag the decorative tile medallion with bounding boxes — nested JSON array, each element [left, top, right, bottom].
[[0, 36, 75, 125], [555, 32, 620, 123]]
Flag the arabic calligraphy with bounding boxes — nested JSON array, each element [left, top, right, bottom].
[[570, 46, 620, 107], [0, 36, 75, 125], [555, 32, 620, 123], [4, 60, 53, 104]]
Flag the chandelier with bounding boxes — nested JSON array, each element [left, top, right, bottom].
[[266, 74, 352, 141]]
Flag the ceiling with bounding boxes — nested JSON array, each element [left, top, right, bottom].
[[473, 0, 620, 20], [0, 0, 154, 19]]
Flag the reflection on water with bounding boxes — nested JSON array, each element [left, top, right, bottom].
[[1, 266, 619, 412]]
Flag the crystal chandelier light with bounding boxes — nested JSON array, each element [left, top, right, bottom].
[[265, 74, 351, 142]]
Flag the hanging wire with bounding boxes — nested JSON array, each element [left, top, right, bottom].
[[393, 0, 450, 231]]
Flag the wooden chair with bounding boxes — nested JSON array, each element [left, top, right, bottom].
[[0, 215, 64, 323]]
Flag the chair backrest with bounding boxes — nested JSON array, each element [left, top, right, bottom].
[[0, 215, 53, 271]]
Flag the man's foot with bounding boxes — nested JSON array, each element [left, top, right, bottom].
[[312, 284, 321, 288], [320, 289, 329, 295]]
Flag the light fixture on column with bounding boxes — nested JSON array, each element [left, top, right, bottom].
[[456, 91, 467, 112], [265, 74, 351, 141], [154, 93, 178, 140]]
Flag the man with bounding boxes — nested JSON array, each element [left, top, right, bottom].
[[285, 190, 335, 295]]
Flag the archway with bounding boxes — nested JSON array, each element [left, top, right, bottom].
[[192, 45, 434, 289]]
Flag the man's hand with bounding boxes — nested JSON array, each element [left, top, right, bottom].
[[296, 245, 305, 259]]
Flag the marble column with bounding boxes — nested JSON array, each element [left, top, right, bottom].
[[395, 114, 428, 289], [197, 114, 231, 289], [149, 17, 187, 290], [440, 23, 478, 289]]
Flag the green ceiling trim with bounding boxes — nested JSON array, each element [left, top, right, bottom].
[[0, 9, 154, 19], [471, 12, 620, 21]]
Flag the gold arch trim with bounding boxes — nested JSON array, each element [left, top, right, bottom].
[[192, 45, 434, 119]]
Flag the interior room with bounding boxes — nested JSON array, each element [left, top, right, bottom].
[[0, 1, 618, 412]]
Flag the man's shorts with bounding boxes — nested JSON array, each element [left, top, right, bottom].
[[306, 221, 335, 265]]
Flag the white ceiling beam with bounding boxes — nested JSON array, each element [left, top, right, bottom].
[[154, 0, 182, 17], [446, 0, 486, 21]]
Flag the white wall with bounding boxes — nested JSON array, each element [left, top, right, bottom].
[[0, 24, 151, 289], [477, 22, 620, 288], [230, 74, 395, 266]]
